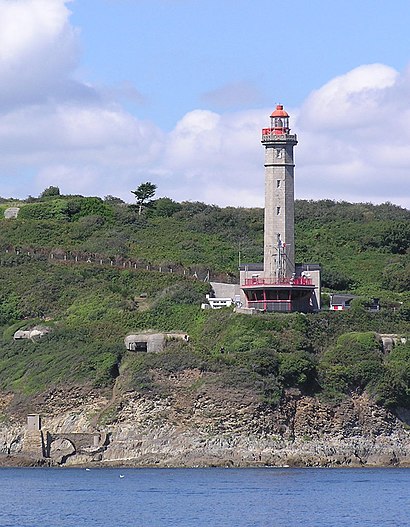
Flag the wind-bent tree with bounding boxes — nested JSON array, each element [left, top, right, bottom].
[[131, 182, 157, 215]]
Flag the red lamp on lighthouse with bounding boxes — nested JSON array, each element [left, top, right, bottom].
[[262, 104, 290, 136], [270, 104, 290, 134]]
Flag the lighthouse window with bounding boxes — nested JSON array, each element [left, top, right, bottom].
[[276, 180, 281, 188], [276, 207, 281, 215], [276, 149, 282, 159]]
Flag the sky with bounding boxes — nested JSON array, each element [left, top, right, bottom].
[[0, 0, 410, 208]]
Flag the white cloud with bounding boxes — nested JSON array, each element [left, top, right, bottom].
[[0, 2, 408, 210], [294, 64, 410, 207], [0, 0, 73, 65], [159, 109, 264, 203], [0, 0, 86, 109], [157, 65, 410, 208], [299, 64, 398, 130]]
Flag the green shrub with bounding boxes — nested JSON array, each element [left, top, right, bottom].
[[92, 345, 122, 388], [319, 332, 384, 397], [18, 200, 70, 220], [0, 294, 21, 325], [375, 342, 410, 408], [65, 197, 113, 221], [151, 198, 182, 217], [278, 351, 317, 391], [321, 267, 354, 290], [39, 186, 60, 199]]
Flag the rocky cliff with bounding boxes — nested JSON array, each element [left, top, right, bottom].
[[1, 369, 409, 468]]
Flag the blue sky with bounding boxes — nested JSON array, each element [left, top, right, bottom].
[[70, 0, 410, 127], [0, 0, 409, 207]]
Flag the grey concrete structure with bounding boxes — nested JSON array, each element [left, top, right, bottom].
[[239, 105, 321, 313], [4, 207, 20, 219], [377, 334, 407, 353], [27, 414, 41, 431], [210, 282, 241, 300], [124, 332, 189, 353], [262, 105, 297, 280], [13, 326, 50, 341]]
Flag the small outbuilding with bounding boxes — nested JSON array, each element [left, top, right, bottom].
[[329, 294, 357, 311], [124, 332, 189, 353]]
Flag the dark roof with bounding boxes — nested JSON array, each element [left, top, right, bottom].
[[330, 294, 357, 305], [295, 263, 321, 271], [239, 263, 264, 271], [240, 263, 321, 272]]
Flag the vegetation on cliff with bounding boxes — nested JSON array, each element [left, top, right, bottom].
[[0, 192, 408, 413]]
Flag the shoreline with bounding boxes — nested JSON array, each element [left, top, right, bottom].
[[1, 453, 409, 469]]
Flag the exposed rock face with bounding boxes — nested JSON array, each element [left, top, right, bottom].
[[0, 372, 409, 468], [49, 438, 75, 464]]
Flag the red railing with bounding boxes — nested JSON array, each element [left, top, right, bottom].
[[262, 127, 286, 135], [242, 276, 313, 287], [261, 129, 297, 140]]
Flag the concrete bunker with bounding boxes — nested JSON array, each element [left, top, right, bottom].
[[4, 207, 20, 219], [14, 326, 51, 341], [124, 332, 189, 353]]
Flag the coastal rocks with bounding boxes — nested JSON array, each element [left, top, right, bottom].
[[96, 386, 410, 468], [49, 438, 75, 464], [0, 379, 409, 468], [0, 427, 24, 455], [291, 393, 398, 439]]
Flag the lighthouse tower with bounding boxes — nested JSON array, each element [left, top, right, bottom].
[[239, 104, 320, 313], [262, 104, 297, 280]]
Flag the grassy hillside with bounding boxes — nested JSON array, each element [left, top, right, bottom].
[[0, 193, 409, 411], [1, 195, 409, 297]]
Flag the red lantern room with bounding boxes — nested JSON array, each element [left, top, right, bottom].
[[261, 104, 291, 136], [270, 104, 290, 134]]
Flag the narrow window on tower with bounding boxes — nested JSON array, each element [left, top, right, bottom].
[[276, 180, 281, 188], [276, 206, 281, 215]]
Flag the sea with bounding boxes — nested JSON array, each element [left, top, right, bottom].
[[0, 467, 408, 527]]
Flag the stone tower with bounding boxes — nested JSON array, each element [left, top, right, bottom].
[[262, 105, 297, 280], [239, 104, 320, 313]]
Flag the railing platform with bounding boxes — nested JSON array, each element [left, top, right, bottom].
[[242, 276, 313, 287]]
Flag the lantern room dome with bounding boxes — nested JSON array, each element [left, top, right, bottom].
[[270, 104, 289, 118]]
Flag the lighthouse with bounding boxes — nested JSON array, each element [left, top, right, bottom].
[[239, 104, 321, 313], [262, 104, 297, 280]]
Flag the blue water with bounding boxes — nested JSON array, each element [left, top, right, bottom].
[[0, 467, 408, 526]]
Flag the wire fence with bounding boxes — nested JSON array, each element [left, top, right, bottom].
[[1, 245, 239, 284]]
